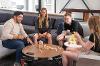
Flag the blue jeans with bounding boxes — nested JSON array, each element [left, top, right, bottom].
[[2, 39, 28, 63]]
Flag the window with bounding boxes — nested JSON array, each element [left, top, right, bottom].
[[0, 0, 55, 13], [0, 0, 26, 11]]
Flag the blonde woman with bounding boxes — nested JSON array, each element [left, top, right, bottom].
[[62, 16, 100, 66], [33, 8, 52, 44]]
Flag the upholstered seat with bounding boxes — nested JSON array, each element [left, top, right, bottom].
[[0, 25, 15, 59]]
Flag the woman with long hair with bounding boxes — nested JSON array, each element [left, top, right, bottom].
[[62, 16, 100, 66], [33, 8, 52, 44]]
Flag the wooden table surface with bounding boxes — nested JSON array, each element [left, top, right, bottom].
[[22, 44, 64, 58]]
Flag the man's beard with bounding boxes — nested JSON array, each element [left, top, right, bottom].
[[16, 20, 21, 24]]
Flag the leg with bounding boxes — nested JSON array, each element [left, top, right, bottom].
[[34, 33, 39, 44], [57, 34, 64, 46], [2, 39, 26, 63], [46, 33, 52, 44], [58, 40, 64, 47], [62, 52, 69, 66], [62, 51, 78, 66]]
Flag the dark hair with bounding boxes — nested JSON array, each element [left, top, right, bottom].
[[64, 12, 72, 17], [13, 11, 23, 17]]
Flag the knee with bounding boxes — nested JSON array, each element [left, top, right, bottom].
[[62, 51, 67, 59], [57, 36, 60, 41], [47, 33, 52, 39], [62, 51, 68, 57], [17, 42, 25, 49], [62, 51, 66, 56]]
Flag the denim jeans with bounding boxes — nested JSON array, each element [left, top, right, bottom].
[[2, 39, 28, 63]]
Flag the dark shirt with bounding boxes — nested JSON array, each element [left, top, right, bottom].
[[89, 33, 100, 53], [57, 20, 84, 37], [64, 20, 79, 32], [89, 33, 94, 42], [35, 18, 50, 34]]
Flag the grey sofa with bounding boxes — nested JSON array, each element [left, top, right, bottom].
[[0, 25, 16, 59], [0, 10, 90, 58]]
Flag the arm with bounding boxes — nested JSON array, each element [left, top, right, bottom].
[[19, 25, 34, 44], [20, 24, 28, 38], [26, 37, 34, 45], [75, 32, 94, 51], [2, 22, 14, 39]]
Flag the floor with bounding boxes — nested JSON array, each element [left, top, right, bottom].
[[0, 53, 15, 66], [76, 58, 100, 66], [0, 53, 62, 66], [0, 53, 100, 66]]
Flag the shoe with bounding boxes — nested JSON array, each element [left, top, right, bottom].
[[14, 62, 21, 66], [48, 57, 53, 60], [34, 57, 38, 60]]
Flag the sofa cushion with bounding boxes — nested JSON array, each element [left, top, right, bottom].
[[0, 13, 12, 23], [22, 16, 38, 26], [0, 25, 3, 38], [23, 25, 35, 34], [0, 40, 2, 46], [79, 22, 90, 37], [53, 19, 64, 29]]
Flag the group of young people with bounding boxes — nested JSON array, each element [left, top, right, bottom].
[[1, 7, 100, 66]]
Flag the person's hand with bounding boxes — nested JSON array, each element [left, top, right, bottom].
[[39, 33, 43, 37], [17, 34, 25, 39], [27, 37, 34, 45], [57, 34, 65, 40], [43, 32, 47, 36], [84, 41, 94, 51], [66, 30, 71, 35], [62, 31, 67, 35], [13, 34, 25, 39]]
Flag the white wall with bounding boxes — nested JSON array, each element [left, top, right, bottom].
[[56, 0, 100, 13], [56, 0, 100, 18], [41, 0, 55, 13]]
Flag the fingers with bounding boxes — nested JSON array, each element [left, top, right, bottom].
[[18, 34, 25, 39], [13, 34, 25, 39], [27, 38, 34, 45], [57, 34, 64, 40]]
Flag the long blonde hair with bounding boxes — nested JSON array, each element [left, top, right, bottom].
[[88, 16, 100, 39], [38, 8, 48, 28]]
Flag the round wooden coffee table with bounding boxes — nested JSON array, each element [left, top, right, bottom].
[[22, 44, 64, 58]]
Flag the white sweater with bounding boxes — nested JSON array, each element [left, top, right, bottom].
[[1, 19, 28, 40]]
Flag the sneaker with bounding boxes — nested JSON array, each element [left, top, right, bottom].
[[34, 57, 38, 60], [48, 57, 53, 60], [14, 62, 21, 66]]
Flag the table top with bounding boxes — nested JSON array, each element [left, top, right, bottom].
[[22, 44, 64, 58]]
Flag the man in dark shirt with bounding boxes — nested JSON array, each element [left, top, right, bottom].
[[57, 12, 83, 46]]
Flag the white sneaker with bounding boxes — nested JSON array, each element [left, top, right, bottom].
[[34, 57, 38, 60], [14, 62, 21, 66], [48, 57, 53, 60]]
